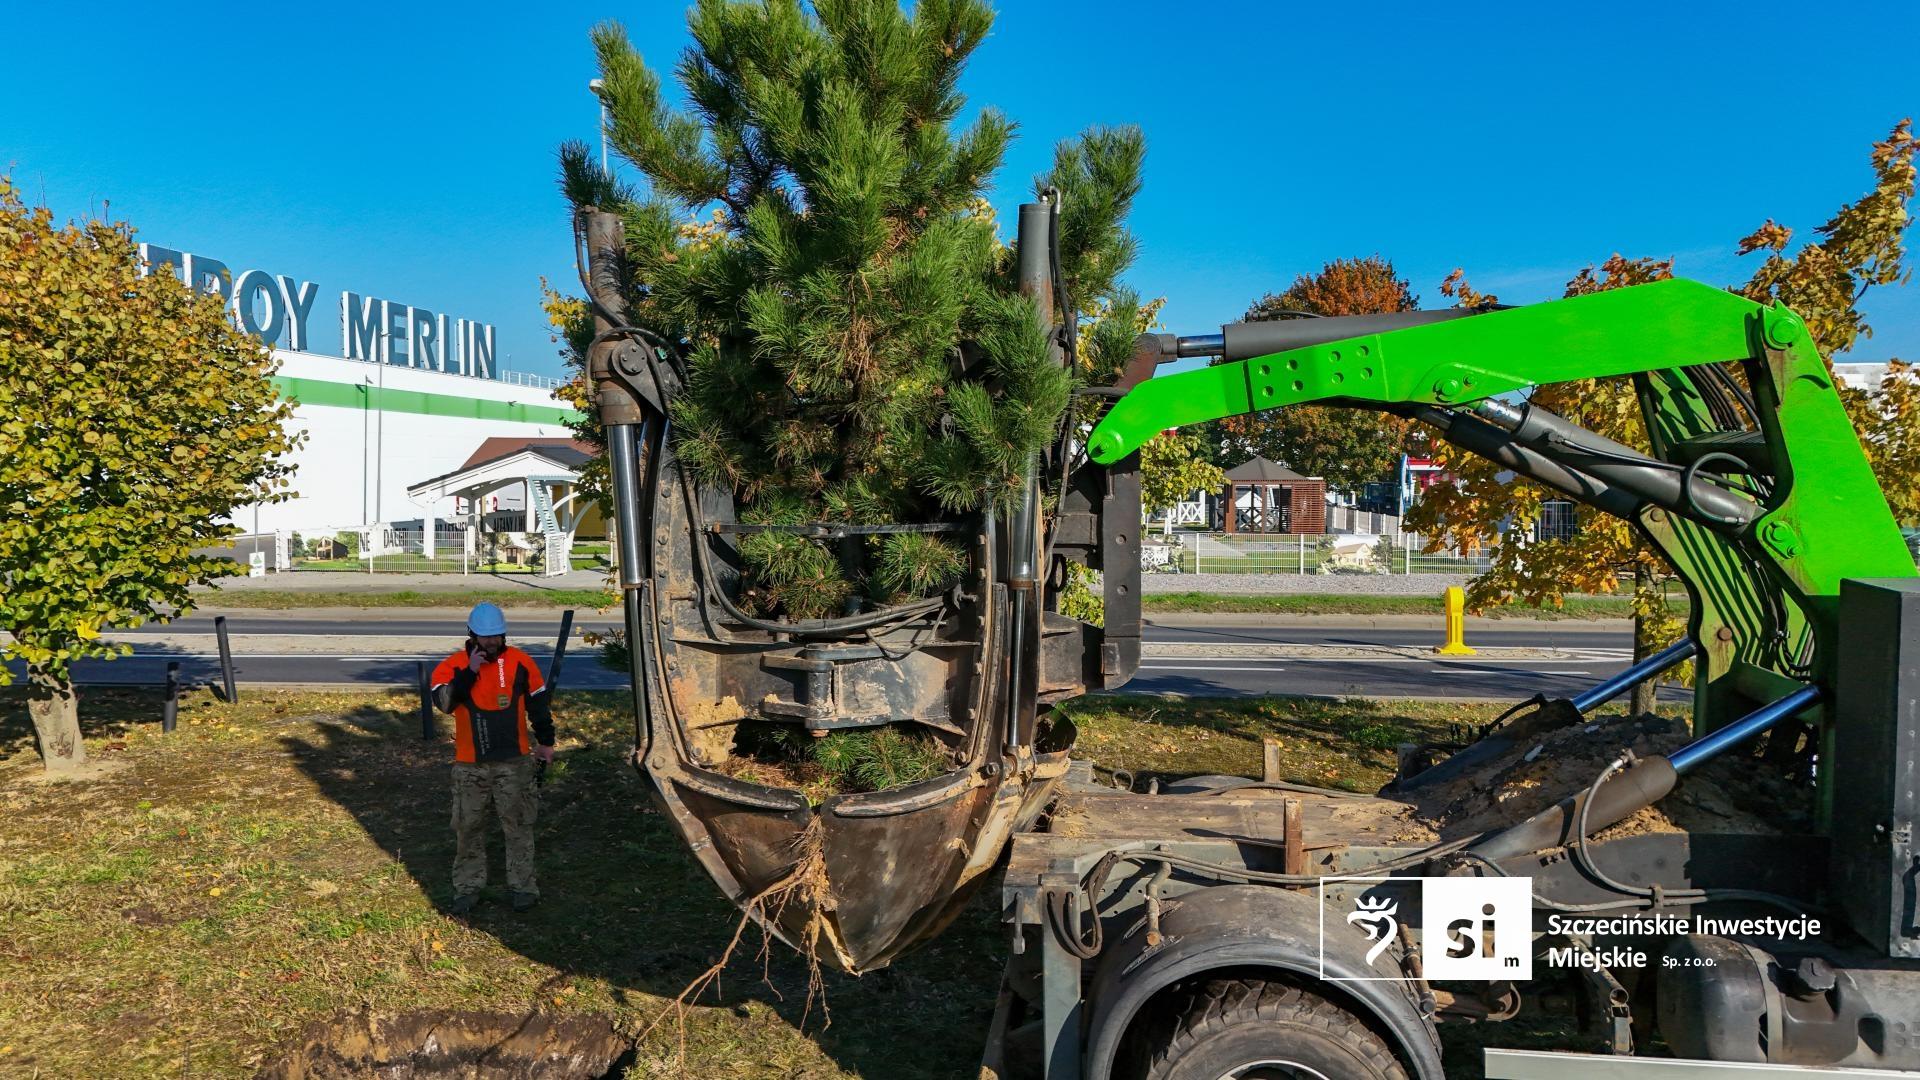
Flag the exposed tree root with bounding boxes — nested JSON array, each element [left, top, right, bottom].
[[642, 818, 837, 1068]]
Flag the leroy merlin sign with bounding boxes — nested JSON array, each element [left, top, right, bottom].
[[139, 244, 499, 380]]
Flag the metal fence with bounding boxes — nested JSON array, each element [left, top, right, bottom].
[[1147, 531, 1493, 575], [498, 369, 568, 390], [280, 523, 609, 575]]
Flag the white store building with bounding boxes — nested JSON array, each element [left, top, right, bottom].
[[141, 242, 590, 567], [247, 348, 584, 541]]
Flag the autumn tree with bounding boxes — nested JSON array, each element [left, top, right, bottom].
[[1140, 430, 1226, 532], [1408, 120, 1917, 714], [0, 181, 298, 771], [1213, 255, 1423, 492], [1742, 121, 1920, 521], [557, 2, 1144, 618]]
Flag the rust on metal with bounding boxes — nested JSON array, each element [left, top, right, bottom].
[[1282, 797, 1305, 876]]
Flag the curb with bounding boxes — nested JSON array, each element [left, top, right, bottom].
[[1144, 612, 1632, 630], [161, 607, 1629, 629]]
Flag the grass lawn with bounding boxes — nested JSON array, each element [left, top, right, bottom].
[[195, 587, 620, 611], [1057, 694, 1491, 792], [1142, 591, 1648, 619], [1, 687, 1591, 1077], [294, 556, 535, 573]]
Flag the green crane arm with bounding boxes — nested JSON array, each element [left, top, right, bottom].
[[1086, 279, 1758, 465], [1084, 278, 1914, 819]]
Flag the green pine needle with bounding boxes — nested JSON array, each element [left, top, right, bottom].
[[558, 2, 1147, 618]]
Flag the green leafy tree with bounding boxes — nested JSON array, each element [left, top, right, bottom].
[[542, 277, 611, 518], [1409, 120, 1916, 713], [0, 182, 297, 771], [1140, 431, 1225, 528], [560, 0, 1143, 618], [1214, 256, 1422, 491]]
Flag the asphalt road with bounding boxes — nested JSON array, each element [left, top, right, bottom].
[[33, 612, 1662, 702], [1134, 619, 1650, 700], [61, 612, 633, 693]]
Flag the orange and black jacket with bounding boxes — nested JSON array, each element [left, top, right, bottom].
[[430, 646, 554, 763]]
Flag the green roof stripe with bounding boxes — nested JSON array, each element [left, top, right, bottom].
[[270, 375, 583, 427]]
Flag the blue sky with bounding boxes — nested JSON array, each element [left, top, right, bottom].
[[4, 1, 1916, 381]]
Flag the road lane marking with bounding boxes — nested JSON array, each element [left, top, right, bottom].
[[1428, 668, 1591, 676], [1140, 656, 1611, 666], [1136, 661, 1290, 668]]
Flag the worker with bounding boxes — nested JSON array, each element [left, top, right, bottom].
[[431, 601, 555, 915]]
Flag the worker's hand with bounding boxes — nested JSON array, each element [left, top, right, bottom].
[[533, 743, 555, 764]]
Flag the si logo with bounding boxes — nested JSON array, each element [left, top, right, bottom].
[[1421, 877, 1532, 980]]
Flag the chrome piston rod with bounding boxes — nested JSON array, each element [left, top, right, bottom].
[[1571, 638, 1698, 714]]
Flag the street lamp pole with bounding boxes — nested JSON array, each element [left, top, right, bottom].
[[588, 78, 610, 177]]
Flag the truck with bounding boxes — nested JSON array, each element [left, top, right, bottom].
[[580, 198, 1920, 1077]]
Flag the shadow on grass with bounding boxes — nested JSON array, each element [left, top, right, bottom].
[[0, 684, 167, 760], [280, 693, 1004, 1078]]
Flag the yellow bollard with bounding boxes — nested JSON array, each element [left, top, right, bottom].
[[1435, 586, 1477, 655]]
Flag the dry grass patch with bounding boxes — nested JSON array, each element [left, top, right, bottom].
[[1057, 695, 1513, 792], [0, 686, 1003, 1078], [1, 685, 1656, 1077]]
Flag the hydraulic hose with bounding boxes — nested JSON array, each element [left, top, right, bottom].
[[1411, 405, 1642, 520], [1467, 685, 1822, 863], [1472, 400, 1759, 530]]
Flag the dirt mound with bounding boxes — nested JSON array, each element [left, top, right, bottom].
[[260, 1008, 631, 1080], [1397, 703, 1813, 841]]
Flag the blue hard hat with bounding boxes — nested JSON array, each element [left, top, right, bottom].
[[467, 602, 507, 636]]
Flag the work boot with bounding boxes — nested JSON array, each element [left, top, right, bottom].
[[510, 890, 539, 913], [449, 891, 480, 916]]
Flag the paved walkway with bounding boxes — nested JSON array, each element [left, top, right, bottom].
[[197, 568, 610, 594], [1139, 571, 1474, 596], [208, 568, 1472, 599]]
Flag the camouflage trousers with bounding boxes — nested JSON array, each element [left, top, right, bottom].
[[451, 757, 539, 897]]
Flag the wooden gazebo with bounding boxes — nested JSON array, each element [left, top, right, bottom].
[[1220, 456, 1327, 534]]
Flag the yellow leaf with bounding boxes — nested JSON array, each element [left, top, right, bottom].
[[208, 887, 223, 896]]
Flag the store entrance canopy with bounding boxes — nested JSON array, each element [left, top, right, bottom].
[[407, 437, 596, 575]]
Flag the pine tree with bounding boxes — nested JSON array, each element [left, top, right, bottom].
[[558, 0, 1143, 619]]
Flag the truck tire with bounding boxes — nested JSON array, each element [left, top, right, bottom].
[[1139, 977, 1411, 1080]]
